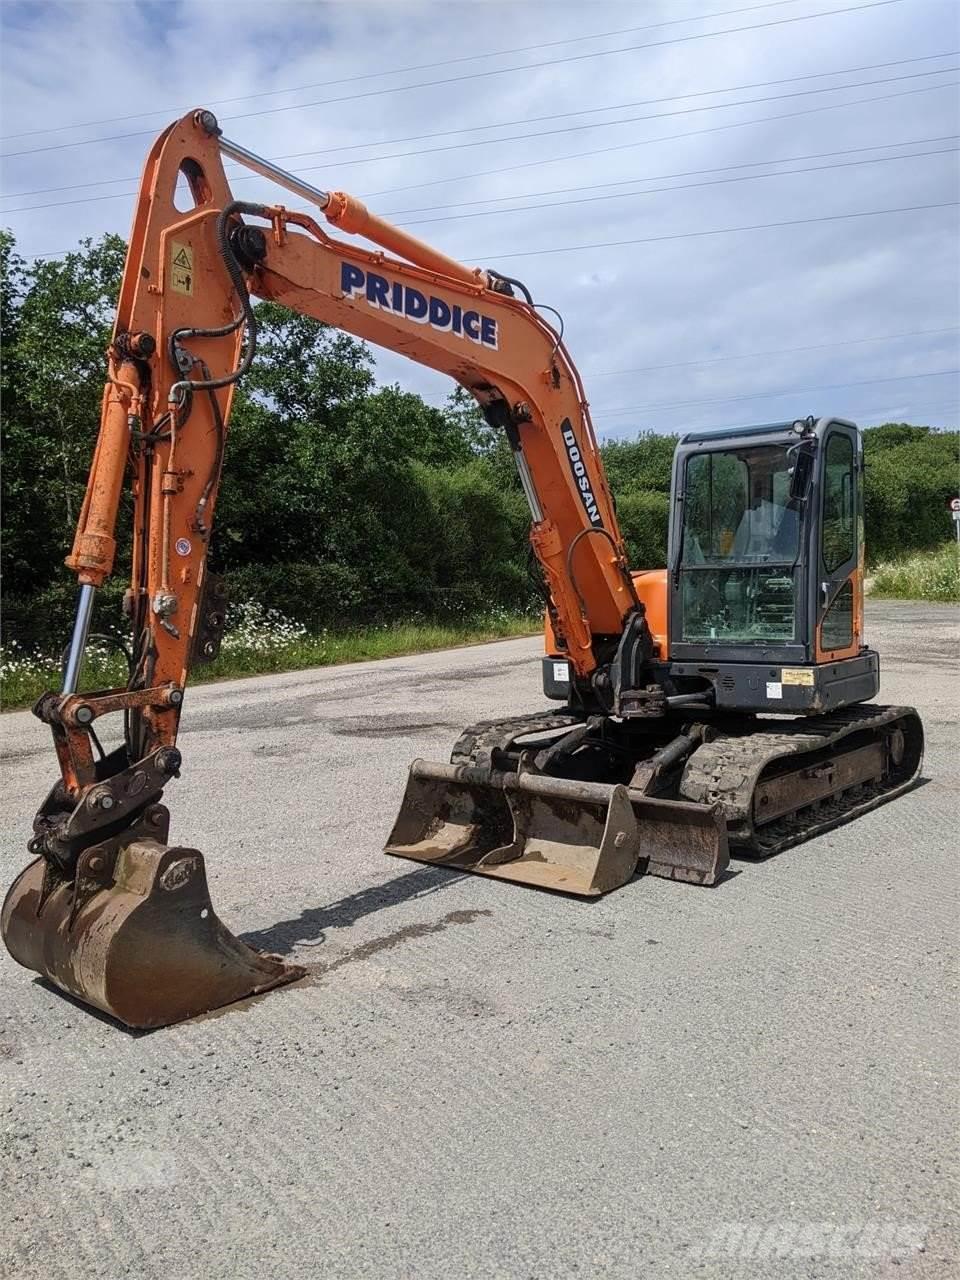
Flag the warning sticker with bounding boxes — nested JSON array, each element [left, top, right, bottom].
[[171, 242, 193, 295], [766, 681, 783, 700], [781, 668, 815, 686]]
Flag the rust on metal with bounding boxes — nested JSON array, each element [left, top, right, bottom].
[[1, 835, 303, 1029], [753, 741, 884, 825], [385, 758, 727, 895]]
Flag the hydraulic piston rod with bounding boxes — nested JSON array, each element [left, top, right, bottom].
[[62, 584, 95, 695], [217, 131, 333, 211]]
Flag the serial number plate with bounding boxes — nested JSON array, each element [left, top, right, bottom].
[[781, 667, 815, 686]]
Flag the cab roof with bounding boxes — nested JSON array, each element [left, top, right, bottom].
[[678, 420, 801, 444], [678, 416, 858, 445]]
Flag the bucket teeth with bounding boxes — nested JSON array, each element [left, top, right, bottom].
[[1, 840, 303, 1029], [385, 759, 728, 896]]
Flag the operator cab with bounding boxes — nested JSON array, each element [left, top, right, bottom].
[[543, 415, 879, 716], [665, 414, 876, 712]]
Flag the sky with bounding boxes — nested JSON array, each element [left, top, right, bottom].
[[1, 0, 958, 437]]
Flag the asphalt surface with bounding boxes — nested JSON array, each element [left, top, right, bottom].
[[1, 598, 957, 1279]]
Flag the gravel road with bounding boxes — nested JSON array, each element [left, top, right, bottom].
[[1, 598, 956, 1278]]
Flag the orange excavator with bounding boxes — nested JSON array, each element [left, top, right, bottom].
[[2, 111, 922, 1028]]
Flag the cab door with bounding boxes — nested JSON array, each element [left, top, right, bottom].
[[814, 423, 862, 662]]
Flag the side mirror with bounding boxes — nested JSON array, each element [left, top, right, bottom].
[[788, 442, 816, 501]]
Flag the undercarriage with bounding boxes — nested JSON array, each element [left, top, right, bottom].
[[450, 703, 924, 857], [385, 703, 923, 895]]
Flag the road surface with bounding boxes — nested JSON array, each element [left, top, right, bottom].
[[1, 599, 956, 1278]]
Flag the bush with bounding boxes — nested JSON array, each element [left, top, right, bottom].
[[863, 425, 959, 561], [615, 491, 671, 568], [2, 578, 127, 653], [871, 543, 960, 602]]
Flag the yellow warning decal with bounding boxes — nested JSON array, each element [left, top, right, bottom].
[[781, 667, 815, 686], [171, 241, 193, 295]]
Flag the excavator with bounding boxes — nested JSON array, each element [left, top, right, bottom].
[[1, 110, 923, 1028]]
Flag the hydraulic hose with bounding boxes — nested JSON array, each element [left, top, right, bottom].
[[167, 200, 270, 403]]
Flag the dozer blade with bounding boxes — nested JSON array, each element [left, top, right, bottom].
[[630, 795, 730, 886], [1, 840, 304, 1029], [385, 760, 728, 896]]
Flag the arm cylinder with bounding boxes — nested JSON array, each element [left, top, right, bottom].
[[65, 361, 138, 587]]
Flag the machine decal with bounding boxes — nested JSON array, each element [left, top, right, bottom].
[[340, 263, 498, 349], [561, 421, 603, 527], [170, 243, 193, 295]]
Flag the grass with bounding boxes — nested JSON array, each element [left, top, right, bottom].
[[869, 542, 960, 603], [0, 601, 541, 711]]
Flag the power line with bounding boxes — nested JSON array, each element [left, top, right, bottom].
[[254, 53, 959, 172], [5, 49, 951, 201], [363, 78, 958, 200], [597, 368, 960, 418], [590, 326, 960, 379], [16, 148, 960, 266], [399, 144, 958, 228], [0, 0, 906, 161], [0, 0, 805, 143], [6, 66, 955, 217], [600, 395, 959, 434], [380, 134, 959, 218], [460, 199, 959, 261]]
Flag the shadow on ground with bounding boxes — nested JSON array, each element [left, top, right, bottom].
[[239, 864, 469, 954]]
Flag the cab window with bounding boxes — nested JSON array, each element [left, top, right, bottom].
[[821, 433, 855, 572]]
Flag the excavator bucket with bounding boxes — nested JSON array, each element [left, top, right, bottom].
[[1, 839, 304, 1029], [385, 760, 728, 895]]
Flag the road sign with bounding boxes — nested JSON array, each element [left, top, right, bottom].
[[950, 496, 960, 513]]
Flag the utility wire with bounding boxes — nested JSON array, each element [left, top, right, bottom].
[[380, 134, 959, 218], [5, 49, 951, 201], [590, 326, 960, 378], [9, 66, 953, 218], [603, 395, 959, 433], [0, 0, 807, 142], [0, 0, 906, 160], [363, 78, 958, 199], [18, 139, 960, 264], [460, 199, 958, 261], [399, 145, 958, 228], [597, 368, 960, 417]]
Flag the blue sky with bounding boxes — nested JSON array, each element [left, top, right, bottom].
[[1, 0, 958, 435]]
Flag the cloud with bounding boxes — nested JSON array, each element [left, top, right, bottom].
[[1, 0, 957, 431]]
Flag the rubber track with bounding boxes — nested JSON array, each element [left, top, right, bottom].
[[450, 710, 584, 768], [679, 703, 922, 856]]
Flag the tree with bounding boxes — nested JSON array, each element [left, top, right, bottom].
[[1, 233, 126, 596]]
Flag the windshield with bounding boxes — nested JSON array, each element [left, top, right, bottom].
[[681, 444, 801, 565], [679, 444, 803, 645]]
